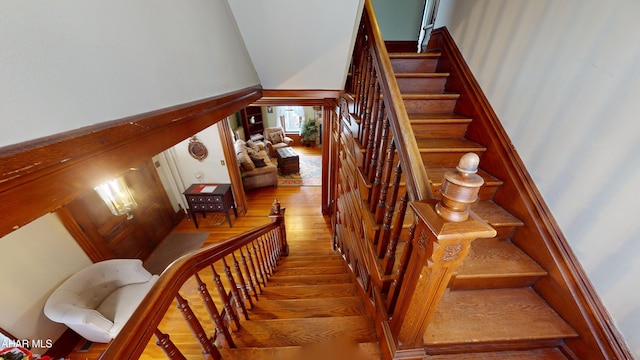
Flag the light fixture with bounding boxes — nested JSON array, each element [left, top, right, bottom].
[[94, 177, 138, 220]]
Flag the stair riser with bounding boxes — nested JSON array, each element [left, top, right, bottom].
[[397, 77, 447, 94], [391, 58, 438, 73], [449, 275, 541, 290], [421, 152, 484, 168], [259, 284, 358, 299], [267, 274, 352, 286], [277, 259, 345, 268], [404, 98, 457, 114], [424, 339, 567, 356], [412, 123, 469, 139], [274, 266, 346, 277]]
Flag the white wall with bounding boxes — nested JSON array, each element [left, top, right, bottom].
[[437, 0, 640, 356], [370, 0, 424, 41], [0, 0, 259, 148], [227, 0, 364, 90], [0, 214, 92, 354]]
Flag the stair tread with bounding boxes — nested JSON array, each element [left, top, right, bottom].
[[249, 297, 365, 319], [429, 348, 568, 360], [456, 237, 547, 279], [267, 273, 352, 286], [219, 341, 381, 360], [470, 200, 524, 228], [233, 316, 378, 348], [259, 283, 358, 299], [415, 138, 486, 152], [424, 288, 578, 346]]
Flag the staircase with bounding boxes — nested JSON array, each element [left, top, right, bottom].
[[219, 244, 381, 359], [357, 48, 581, 357]]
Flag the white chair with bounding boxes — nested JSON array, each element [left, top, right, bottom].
[[44, 259, 159, 343]]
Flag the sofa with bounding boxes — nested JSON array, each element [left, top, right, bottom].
[[264, 126, 294, 157], [44, 259, 159, 343], [235, 139, 278, 190]]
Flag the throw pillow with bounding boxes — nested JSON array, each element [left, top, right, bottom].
[[250, 156, 267, 168], [246, 140, 261, 153], [269, 131, 283, 144], [246, 147, 259, 158]]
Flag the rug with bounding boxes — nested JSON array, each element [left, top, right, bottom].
[[143, 232, 209, 275], [277, 155, 322, 186]]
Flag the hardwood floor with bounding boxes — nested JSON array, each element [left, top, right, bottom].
[[66, 180, 339, 359]]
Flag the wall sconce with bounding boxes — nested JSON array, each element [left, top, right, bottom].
[[94, 177, 138, 220]]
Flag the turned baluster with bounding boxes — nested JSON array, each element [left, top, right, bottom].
[[385, 223, 416, 312], [362, 81, 381, 147], [194, 273, 235, 349], [175, 293, 216, 355], [231, 252, 253, 309], [252, 241, 268, 286], [239, 247, 260, 299], [244, 245, 263, 292], [257, 238, 272, 276], [361, 71, 377, 142], [221, 257, 249, 320], [377, 161, 402, 258], [370, 118, 391, 212], [364, 100, 384, 177], [375, 141, 397, 223], [210, 264, 240, 331], [383, 192, 410, 276], [154, 329, 188, 360], [367, 112, 386, 183]]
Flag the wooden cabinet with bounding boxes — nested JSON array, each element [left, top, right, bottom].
[[241, 106, 264, 141], [183, 183, 237, 228]]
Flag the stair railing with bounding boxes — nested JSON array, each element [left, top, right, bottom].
[[350, 0, 434, 203], [339, 0, 436, 295], [340, 0, 497, 356], [100, 200, 288, 359]]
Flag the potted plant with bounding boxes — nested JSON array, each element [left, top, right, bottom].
[[300, 118, 318, 147]]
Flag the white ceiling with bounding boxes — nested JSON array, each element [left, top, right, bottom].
[[227, 0, 364, 90]]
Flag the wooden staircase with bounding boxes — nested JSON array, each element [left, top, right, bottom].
[[219, 246, 381, 359], [373, 50, 579, 357]]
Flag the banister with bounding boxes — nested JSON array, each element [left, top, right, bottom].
[[363, 0, 434, 201], [101, 216, 283, 359]]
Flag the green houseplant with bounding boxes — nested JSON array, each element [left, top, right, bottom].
[[300, 118, 318, 146]]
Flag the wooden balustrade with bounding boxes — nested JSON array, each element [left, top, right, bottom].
[[100, 200, 287, 359], [334, 1, 499, 358]]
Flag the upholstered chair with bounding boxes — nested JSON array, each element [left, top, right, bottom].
[[44, 259, 159, 343], [263, 126, 294, 157]]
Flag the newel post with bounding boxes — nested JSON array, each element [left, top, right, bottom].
[[268, 199, 288, 256], [389, 153, 496, 349]]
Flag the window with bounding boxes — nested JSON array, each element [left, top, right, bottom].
[[277, 106, 305, 133]]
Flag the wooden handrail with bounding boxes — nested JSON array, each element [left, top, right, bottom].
[[362, 0, 434, 201], [100, 206, 286, 359]]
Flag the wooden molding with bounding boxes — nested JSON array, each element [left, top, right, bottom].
[[0, 85, 262, 238], [430, 27, 634, 359], [254, 89, 341, 106]]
